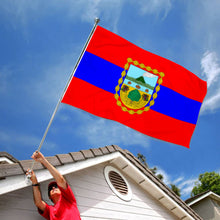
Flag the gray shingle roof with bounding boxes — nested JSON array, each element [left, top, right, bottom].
[[0, 145, 202, 219], [0, 151, 19, 163]]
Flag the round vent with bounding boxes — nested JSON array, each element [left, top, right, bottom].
[[104, 166, 132, 201], [109, 171, 128, 195]]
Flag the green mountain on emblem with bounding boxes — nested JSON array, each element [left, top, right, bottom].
[[136, 76, 146, 84], [125, 75, 154, 90]]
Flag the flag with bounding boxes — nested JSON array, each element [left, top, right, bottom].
[[61, 26, 207, 147]]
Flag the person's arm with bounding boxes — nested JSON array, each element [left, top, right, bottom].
[[31, 151, 67, 189], [26, 169, 46, 212]]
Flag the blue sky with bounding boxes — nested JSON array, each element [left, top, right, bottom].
[[0, 0, 220, 200]]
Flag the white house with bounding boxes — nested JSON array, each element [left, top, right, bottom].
[[186, 191, 220, 220], [0, 145, 201, 219]]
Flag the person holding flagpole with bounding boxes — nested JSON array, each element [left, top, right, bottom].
[[26, 151, 81, 220], [24, 19, 100, 220]]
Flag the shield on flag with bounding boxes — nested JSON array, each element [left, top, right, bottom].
[[115, 58, 164, 114]]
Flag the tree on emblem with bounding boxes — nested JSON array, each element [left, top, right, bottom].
[[128, 89, 141, 102]]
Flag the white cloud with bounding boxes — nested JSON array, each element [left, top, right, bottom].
[[0, 0, 173, 33], [177, 169, 220, 198], [154, 167, 171, 185], [200, 51, 220, 113], [0, 0, 34, 26], [201, 51, 220, 88], [0, 0, 123, 30], [153, 167, 198, 198], [184, 1, 220, 114], [21, 49, 80, 115], [186, 1, 220, 48], [202, 89, 220, 113], [153, 168, 220, 199], [178, 178, 197, 197], [173, 176, 184, 185], [60, 108, 150, 148], [136, 0, 172, 19], [79, 117, 150, 147], [143, 71, 158, 78]]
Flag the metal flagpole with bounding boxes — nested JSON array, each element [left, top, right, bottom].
[[26, 18, 100, 180]]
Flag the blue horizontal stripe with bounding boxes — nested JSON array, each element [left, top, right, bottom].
[[151, 86, 201, 124], [74, 51, 202, 124], [75, 51, 122, 94]]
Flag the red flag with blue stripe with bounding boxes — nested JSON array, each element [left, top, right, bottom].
[[62, 26, 207, 147]]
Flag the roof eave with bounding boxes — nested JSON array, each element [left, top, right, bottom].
[[0, 151, 121, 195], [187, 191, 220, 206]]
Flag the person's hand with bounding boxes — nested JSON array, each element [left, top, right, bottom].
[[31, 151, 46, 163], [26, 169, 38, 184]]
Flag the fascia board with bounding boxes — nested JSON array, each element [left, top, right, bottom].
[[188, 191, 220, 206], [0, 152, 121, 195]]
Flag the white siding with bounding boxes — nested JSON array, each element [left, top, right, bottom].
[[66, 163, 178, 220], [191, 198, 220, 220], [0, 186, 43, 220], [0, 162, 179, 220]]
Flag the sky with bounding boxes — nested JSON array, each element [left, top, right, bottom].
[[0, 0, 220, 200]]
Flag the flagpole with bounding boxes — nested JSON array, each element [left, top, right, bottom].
[[26, 18, 100, 180]]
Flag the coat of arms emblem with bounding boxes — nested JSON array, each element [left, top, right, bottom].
[[115, 58, 165, 114]]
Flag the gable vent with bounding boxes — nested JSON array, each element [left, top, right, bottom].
[[109, 170, 128, 195], [104, 166, 132, 201]]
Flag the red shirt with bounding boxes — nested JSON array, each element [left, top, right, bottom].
[[39, 184, 81, 220]]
